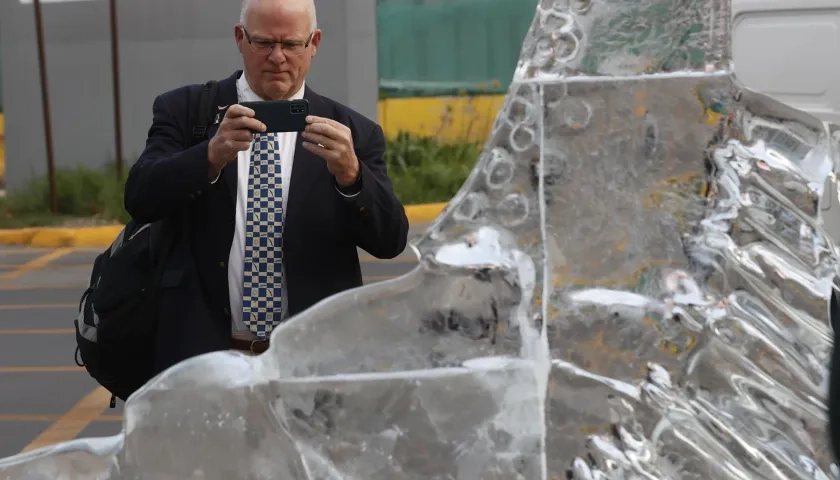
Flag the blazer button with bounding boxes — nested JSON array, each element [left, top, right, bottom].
[[223, 308, 230, 316], [219, 261, 226, 269]]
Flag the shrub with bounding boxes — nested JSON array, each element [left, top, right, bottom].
[[0, 133, 480, 228], [0, 163, 128, 228], [384, 131, 479, 205]]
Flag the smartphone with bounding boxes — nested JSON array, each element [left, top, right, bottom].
[[240, 99, 309, 133]]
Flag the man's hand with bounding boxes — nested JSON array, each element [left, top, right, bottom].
[[207, 105, 266, 178], [301, 116, 360, 186]]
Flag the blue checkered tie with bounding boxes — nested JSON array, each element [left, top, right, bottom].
[[241, 133, 284, 340]]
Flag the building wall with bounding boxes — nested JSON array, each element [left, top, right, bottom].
[[0, 0, 377, 192]]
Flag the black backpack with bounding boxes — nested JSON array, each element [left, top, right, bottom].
[[73, 80, 220, 407]]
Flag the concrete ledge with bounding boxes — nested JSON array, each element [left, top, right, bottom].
[[0, 202, 448, 248]]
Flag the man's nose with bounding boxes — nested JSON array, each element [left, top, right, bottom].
[[268, 45, 287, 63]]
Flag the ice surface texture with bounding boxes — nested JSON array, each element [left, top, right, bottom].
[[2, 0, 840, 478]]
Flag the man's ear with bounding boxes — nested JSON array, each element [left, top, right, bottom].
[[234, 24, 247, 54], [310, 29, 322, 58]]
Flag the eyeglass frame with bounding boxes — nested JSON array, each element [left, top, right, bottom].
[[240, 26, 315, 56]]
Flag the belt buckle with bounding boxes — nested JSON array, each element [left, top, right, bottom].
[[249, 339, 260, 355]]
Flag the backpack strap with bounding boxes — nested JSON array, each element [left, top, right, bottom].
[[191, 80, 219, 142]]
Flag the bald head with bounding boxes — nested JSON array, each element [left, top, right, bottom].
[[235, 0, 322, 100], [240, 0, 318, 31]]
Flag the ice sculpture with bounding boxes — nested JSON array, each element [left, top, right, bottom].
[[2, 0, 839, 477]]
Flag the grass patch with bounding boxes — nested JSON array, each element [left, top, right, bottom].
[[0, 133, 480, 229], [384, 132, 480, 205], [0, 163, 128, 229]]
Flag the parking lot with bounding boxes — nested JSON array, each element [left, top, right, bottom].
[[0, 228, 423, 458]]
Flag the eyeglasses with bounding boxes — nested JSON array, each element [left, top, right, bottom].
[[241, 27, 314, 56]]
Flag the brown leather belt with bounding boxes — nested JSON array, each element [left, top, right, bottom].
[[231, 337, 270, 354]]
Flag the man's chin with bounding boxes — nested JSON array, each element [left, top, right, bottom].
[[262, 80, 293, 99]]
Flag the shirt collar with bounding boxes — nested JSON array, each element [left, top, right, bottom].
[[237, 72, 306, 102]]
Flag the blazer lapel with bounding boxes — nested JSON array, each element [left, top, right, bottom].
[[285, 86, 331, 229], [211, 71, 242, 203]]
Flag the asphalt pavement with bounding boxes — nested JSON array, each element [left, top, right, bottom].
[[0, 224, 425, 458]]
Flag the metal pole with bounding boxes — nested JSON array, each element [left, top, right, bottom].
[[32, 0, 58, 213], [108, 0, 123, 179]]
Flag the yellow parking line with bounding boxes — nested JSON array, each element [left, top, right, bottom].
[[0, 248, 74, 283], [0, 248, 54, 255], [0, 328, 74, 335], [20, 386, 112, 452], [0, 303, 75, 311], [0, 263, 90, 269], [0, 247, 99, 255], [0, 415, 61, 421], [0, 283, 85, 291], [0, 414, 122, 422], [0, 257, 410, 288], [0, 366, 84, 373]]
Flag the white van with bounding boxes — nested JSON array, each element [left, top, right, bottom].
[[733, 0, 840, 124]]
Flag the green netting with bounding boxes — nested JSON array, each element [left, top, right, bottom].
[[0, 24, 3, 112], [377, 0, 538, 98]]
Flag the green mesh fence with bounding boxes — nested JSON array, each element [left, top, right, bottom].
[[377, 0, 538, 98], [0, 26, 3, 113]]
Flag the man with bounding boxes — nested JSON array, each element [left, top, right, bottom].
[[123, 0, 409, 374]]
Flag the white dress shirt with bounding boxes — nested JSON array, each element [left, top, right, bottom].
[[223, 75, 305, 335]]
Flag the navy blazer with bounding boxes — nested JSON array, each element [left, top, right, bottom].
[[123, 70, 409, 373]]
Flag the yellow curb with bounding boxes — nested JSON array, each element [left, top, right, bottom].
[[0, 225, 124, 248], [404, 202, 447, 224], [0, 203, 449, 248]]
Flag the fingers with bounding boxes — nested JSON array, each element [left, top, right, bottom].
[[224, 104, 266, 132], [306, 115, 348, 132], [302, 117, 354, 166], [228, 116, 266, 133], [229, 140, 253, 152], [216, 132, 252, 152], [304, 122, 345, 142], [228, 129, 255, 144], [226, 104, 255, 118], [216, 139, 252, 155], [231, 129, 255, 142], [301, 130, 339, 150], [301, 141, 337, 160]]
